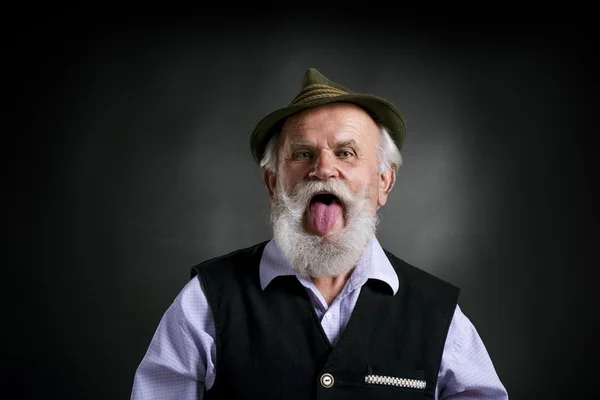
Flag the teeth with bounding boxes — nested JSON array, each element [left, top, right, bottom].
[[364, 375, 426, 390]]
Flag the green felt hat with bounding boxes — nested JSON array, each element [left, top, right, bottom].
[[249, 68, 407, 164]]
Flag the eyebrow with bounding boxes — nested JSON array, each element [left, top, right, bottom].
[[337, 139, 357, 148], [287, 139, 314, 149], [286, 139, 358, 149]]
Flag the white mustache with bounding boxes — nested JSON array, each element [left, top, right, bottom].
[[280, 179, 357, 208]]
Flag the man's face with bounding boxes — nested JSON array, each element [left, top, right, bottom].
[[264, 102, 395, 237]]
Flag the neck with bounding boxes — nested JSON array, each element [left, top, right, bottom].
[[311, 270, 353, 306]]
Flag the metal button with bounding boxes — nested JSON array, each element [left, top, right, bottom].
[[320, 373, 334, 388]]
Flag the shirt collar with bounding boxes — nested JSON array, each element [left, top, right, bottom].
[[259, 237, 399, 295]]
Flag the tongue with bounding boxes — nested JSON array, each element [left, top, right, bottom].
[[309, 201, 342, 235]]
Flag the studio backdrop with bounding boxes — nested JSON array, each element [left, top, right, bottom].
[[11, 15, 594, 400]]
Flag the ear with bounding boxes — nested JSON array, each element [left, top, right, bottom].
[[377, 168, 396, 207], [263, 169, 277, 202]]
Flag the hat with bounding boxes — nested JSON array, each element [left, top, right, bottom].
[[249, 68, 406, 165]]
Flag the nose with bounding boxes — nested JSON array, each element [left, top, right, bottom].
[[308, 150, 339, 180]]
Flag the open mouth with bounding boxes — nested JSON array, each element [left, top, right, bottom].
[[307, 192, 343, 235], [310, 192, 342, 207]]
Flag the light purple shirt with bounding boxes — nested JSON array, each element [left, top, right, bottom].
[[131, 238, 508, 399]]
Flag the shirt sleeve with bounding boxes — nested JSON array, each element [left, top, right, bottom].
[[436, 304, 509, 399], [130, 277, 216, 400]]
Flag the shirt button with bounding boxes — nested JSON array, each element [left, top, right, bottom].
[[325, 312, 332, 320], [320, 373, 334, 388]]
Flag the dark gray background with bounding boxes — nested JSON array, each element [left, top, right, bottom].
[[9, 12, 595, 400]]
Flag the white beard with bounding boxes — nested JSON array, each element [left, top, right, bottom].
[[270, 179, 379, 278]]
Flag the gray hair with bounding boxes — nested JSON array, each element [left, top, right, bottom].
[[259, 124, 403, 173]]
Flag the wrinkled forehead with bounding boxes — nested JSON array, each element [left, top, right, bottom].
[[280, 103, 380, 143]]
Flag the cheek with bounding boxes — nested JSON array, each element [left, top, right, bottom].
[[350, 175, 379, 201], [368, 174, 385, 206], [281, 165, 311, 185], [277, 172, 304, 193], [281, 173, 299, 188]]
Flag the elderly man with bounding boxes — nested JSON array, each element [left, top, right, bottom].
[[131, 68, 508, 399]]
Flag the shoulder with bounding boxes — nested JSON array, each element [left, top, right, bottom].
[[445, 304, 487, 356]]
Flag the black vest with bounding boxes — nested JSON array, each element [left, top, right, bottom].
[[191, 242, 460, 399]]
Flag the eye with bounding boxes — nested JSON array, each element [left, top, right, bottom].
[[293, 151, 313, 160], [337, 150, 355, 158]]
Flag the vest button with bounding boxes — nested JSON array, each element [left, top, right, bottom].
[[320, 373, 334, 388]]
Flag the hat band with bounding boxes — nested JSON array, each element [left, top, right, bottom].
[[289, 84, 349, 106]]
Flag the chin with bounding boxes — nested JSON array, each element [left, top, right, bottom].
[[304, 221, 345, 238]]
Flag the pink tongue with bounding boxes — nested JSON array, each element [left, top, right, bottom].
[[309, 201, 342, 235]]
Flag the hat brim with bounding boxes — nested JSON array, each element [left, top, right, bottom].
[[250, 93, 406, 165]]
